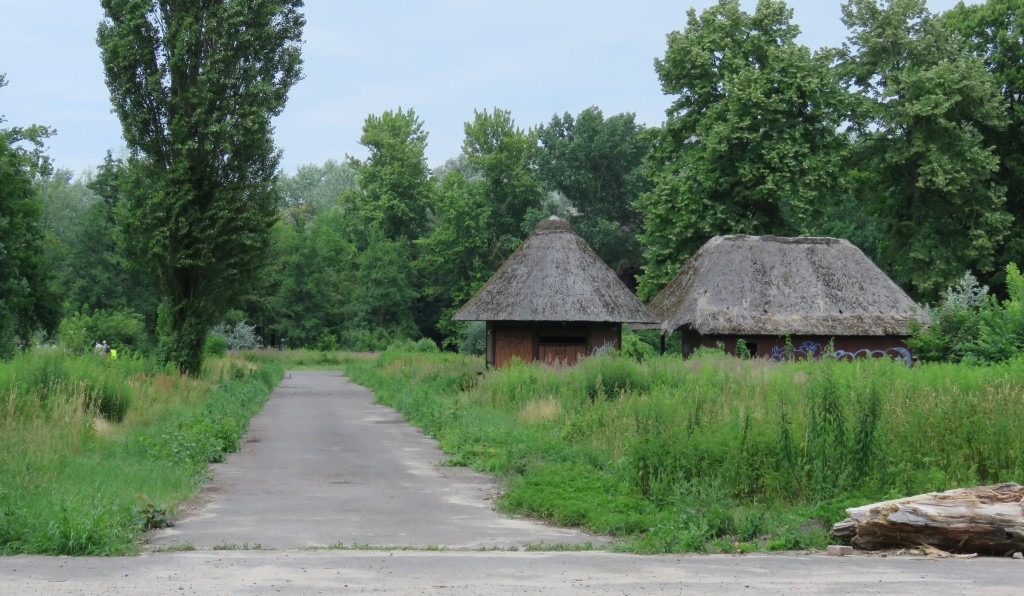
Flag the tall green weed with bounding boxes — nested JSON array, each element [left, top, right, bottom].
[[343, 349, 1024, 553], [0, 350, 282, 555]]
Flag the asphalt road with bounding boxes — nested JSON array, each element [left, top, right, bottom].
[[4, 369, 1024, 594]]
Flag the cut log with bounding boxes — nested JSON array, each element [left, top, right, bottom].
[[830, 483, 1024, 555]]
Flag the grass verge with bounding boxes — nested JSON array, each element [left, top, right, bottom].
[[0, 351, 282, 555], [340, 348, 1024, 554]]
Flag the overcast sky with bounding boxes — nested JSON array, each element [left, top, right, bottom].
[[0, 0, 977, 177]]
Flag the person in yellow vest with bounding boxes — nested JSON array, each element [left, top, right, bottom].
[[110, 346, 118, 360]]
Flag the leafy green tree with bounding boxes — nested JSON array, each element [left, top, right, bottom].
[[636, 0, 845, 299], [264, 205, 356, 348], [347, 228, 417, 349], [416, 171, 492, 342], [536, 107, 650, 275], [942, 0, 1024, 283], [35, 157, 156, 320], [841, 0, 1012, 300], [97, 0, 304, 374], [278, 159, 357, 212], [0, 73, 59, 356], [345, 108, 433, 241], [462, 108, 543, 264]]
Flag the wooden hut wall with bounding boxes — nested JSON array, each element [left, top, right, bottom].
[[684, 334, 911, 361], [487, 322, 622, 368]]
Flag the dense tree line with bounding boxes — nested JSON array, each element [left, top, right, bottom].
[[2, 0, 1021, 363]]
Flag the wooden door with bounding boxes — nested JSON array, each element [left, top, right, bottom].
[[538, 343, 587, 366], [494, 328, 533, 367]]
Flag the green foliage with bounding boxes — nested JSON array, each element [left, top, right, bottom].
[[278, 159, 357, 212], [0, 73, 59, 356], [58, 306, 147, 355], [908, 271, 988, 362], [637, 0, 844, 299], [909, 264, 1024, 364], [345, 108, 433, 240], [536, 107, 650, 271], [458, 321, 487, 356], [142, 369, 278, 470], [205, 334, 228, 357], [97, 0, 304, 375], [462, 108, 543, 263], [416, 171, 493, 341], [620, 329, 657, 362], [414, 338, 439, 353], [210, 321, 262, 351], [972, 263, 1024, 362], [37, 156, 158, 322], [0, 352, 282, 554], [258, 206, 357, 349], [840, 0, 1011, 300], [348, 228, 417, 346], [343, 351, 1024, 553], [942, 0, 1024, 282]]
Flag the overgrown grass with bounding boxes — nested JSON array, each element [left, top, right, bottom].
[[0, 350, 282, 555], [341, 349, 1024, 553]]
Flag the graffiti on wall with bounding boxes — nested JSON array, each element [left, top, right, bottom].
[[769, 341, 913, 366]]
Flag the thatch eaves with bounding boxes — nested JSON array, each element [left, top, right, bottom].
[[647, 235, 927, 337], [453, 216, 656, 324]]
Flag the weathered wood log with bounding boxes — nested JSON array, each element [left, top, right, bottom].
[[830, 483, 1024, 555]]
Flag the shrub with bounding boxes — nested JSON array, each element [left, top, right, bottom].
[[910, 266, 1024, 364], [205, 334, 228, 356], [458, 322, 486, 356], [621, 329, 657, 361], [385, 338, 419, 353], [971, 263, 1024, 363], [209, 321, 262, 351], [414, 338, 439, 353], [575, 354, 648, 401], [312, 332, 339, 352], [59, 306, 148, 354]]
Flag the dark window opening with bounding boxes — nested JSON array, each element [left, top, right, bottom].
[[748, 342, 758, 357]]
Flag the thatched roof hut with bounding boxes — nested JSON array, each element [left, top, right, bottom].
[[454, 216, 655, 324], [645, 235, 926, 359], [454, 216, 655, 367]]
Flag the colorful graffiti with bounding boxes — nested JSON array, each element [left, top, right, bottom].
[[769, 341, 913, 366]]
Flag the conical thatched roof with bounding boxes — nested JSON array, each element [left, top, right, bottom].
[[453, 216, 656, 324], [647, 235, 926, 336]]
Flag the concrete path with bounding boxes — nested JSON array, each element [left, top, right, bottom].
[[148, 370, 599, 550], [7, 550, 1024, 594]]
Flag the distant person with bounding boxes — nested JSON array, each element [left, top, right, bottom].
[[93, 340, 104, 355], [110, 346, 118, 360], [103, 340, 111, 356]]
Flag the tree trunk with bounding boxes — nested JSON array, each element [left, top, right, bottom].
[[163, 300, 209, 377], [830, 483, 1024, 555]]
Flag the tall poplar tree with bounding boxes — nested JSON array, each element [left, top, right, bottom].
[[97, 0, 304, 374]]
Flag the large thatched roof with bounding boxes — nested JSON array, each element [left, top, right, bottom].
[[453, 216, 656, 324], [646, 235, 926, 336]]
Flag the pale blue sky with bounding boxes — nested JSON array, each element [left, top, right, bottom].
[[0, 1, 977, 177]]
